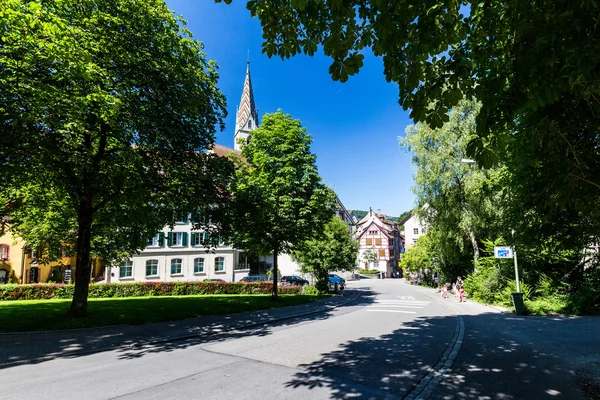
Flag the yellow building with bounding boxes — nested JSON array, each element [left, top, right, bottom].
[[0, 230, 26, 284], [0, 229, 103, 284]]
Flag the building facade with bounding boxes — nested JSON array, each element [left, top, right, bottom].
[[399, 211, 427, 251], [356, 210, 403, 277]]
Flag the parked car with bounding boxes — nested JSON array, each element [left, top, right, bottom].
[[203, 278, 227, 283], [280, 275, 309, 286], [239, 275, 266, 283], [328, 273, 346, 285]]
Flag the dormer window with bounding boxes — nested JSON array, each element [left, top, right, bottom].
[[248, 119, 253, 129]]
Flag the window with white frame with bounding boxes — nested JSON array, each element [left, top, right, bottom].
[[193, 257, 205, 273], [120, 260, 133, 278], [192, 232, 201, 246], [146, 260, 158, 276], [0, 245, 8, 260], [215, 257, 224, 272], [171, 258, 183, 275], [172, 232, 183, 246], [413, 228, 419, 235], [148, 234, 160, 247]]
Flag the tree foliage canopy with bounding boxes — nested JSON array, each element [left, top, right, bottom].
[[229, 110, 335, 298], [218, 0, 600, 172], [292, 216, 359, 279], [0, 0, 231, 315]]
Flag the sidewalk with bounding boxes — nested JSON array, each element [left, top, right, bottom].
[[411, 282, 600, 399], [1, 289, 363, 369]]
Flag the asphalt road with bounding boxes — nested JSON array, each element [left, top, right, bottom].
[[2, 280, 598, 400]]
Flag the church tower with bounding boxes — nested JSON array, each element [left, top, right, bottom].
[[234, 57, 259, 151]]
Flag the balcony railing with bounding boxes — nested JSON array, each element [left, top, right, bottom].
[[234, 263, 250, 271]]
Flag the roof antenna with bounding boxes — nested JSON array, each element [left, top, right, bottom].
[[247, 50, 250, 64]]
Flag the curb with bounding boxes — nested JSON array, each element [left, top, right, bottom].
[[402, 287, 465, 400], [1, 290, 362, 368]]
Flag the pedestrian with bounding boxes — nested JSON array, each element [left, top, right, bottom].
[[456, 276, 463, 288], [459, 285, 465, 303]]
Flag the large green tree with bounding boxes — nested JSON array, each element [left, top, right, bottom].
[[292, 216, 359, 281], [229, 110, 335, 300], [0, 0, 231, 316], [401, 100, 506, 271]]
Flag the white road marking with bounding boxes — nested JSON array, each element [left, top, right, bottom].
[[397, 296, 415, 300], [374, 300, 430, 306], [367, 305, 424, 309], [366, 309, 417, 314]]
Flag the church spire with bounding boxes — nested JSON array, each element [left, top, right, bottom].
[[234, 54, 258, 151]]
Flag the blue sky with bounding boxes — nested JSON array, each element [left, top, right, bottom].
[[166, 0, 416, 216]]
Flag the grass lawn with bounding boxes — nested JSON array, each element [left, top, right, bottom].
[[0, 294, 327, 333]]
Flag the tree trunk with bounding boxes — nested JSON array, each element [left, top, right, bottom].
[[272, 248, 278, 301], [68, 194, 94, 318], [468, 229, 480, 272]]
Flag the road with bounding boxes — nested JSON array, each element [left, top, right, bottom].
[[1, 280, 598, 399]]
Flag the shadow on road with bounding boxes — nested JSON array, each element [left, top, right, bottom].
[[0, 289, 377, 368], [283, 312, 599, 400]]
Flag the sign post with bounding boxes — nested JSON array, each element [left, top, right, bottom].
[[494, 245, 524, 314]]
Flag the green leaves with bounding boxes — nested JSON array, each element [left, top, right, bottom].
[[293, 216, 359, 278], [229, 110, 335, 257]]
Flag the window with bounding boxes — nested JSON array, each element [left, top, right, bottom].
[[413, 228, 419, 235], [366, 238, 372, 245], [194, 258, 205, 273], [119, 261, 133, 278], [375, 238, 382, 246], [191, 232, 201, 246], [0, 269, 7, 283], [0, 245, 8, 260], [248, 119, 253, 129], [168, 232, 187, 247], [413, 239, 418, 244], [171, 258, 182, 275], [147, 233, 162, 247], [175, 214, 189, 224], [146, 260, 158, 276], [215, 257, 224, 272], [379, 249, 386, 257]]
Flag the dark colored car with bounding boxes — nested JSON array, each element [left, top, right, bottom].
[[239, 276, 266, 283], [280, 275, 309, 286], [204, 278, 227, 283]]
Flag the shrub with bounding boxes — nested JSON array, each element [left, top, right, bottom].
[[359, 269, 379, 275], [315, 279, 329, 294], [302, 285, 320, 295], [50, 267, 62, 283], [0, 281, 302, 301], [495, 280, 533, 307]]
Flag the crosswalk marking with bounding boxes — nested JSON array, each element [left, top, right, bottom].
[[368, 305, 424, 309], [365, 298, 431, 314]]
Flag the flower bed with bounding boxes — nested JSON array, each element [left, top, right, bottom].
[[0, 281, 301, 301]]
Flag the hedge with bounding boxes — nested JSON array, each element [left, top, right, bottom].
[[0, 282, 302, 301], [359, 269, 380, 275]]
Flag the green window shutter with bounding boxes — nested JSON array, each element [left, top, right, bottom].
[[158, 234, 164, 247], [182, 232, 188, 247], [190, 233, 196, 246], [167, 232, 173, 247], [203, 231, 209, 244], [146, 238, 152, 246]]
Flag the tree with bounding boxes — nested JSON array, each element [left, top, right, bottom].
[[219, 1, 599, 158], [292, 216, 359, 281], [229, 110, 335, 300], [0, 0, 230, 316], [400, 100, 507, 274], [361, 249, 377, 269]]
